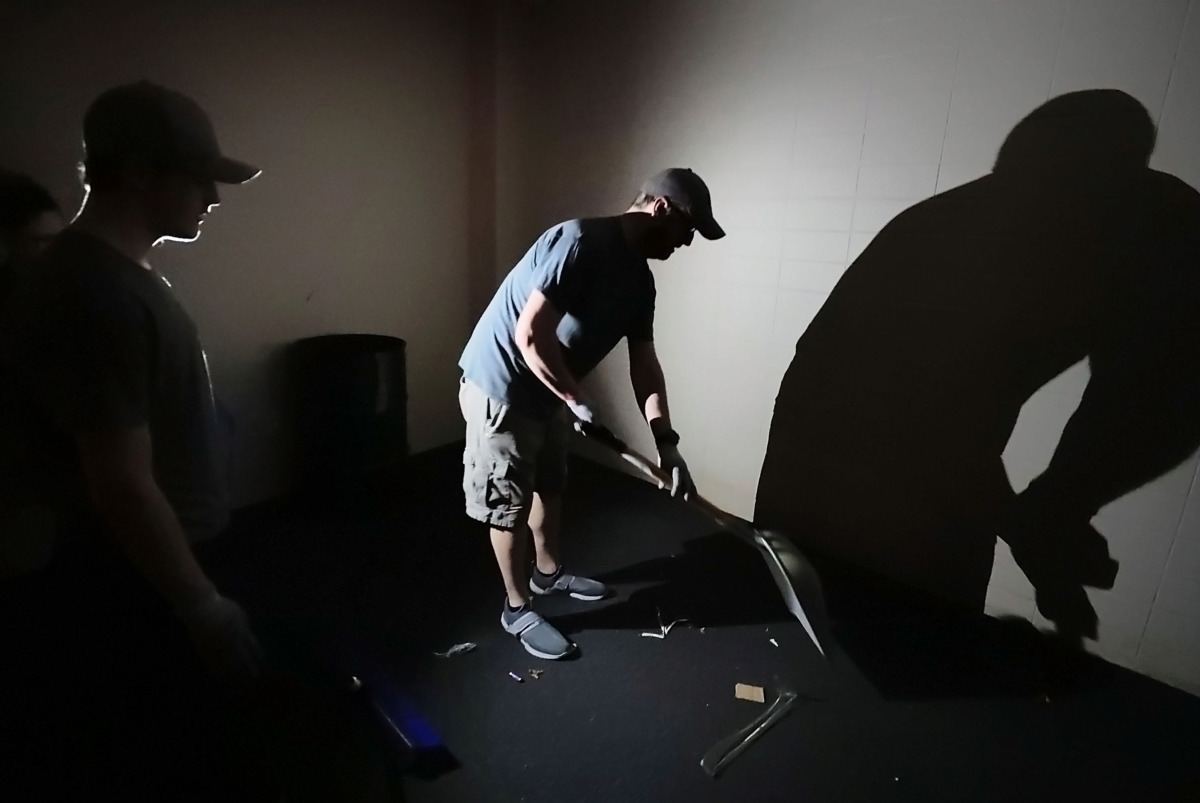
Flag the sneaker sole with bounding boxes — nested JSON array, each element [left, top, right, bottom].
[[528, 582, 608, 602], [519, 639, 576, 660], [500, 613, 576, 660]]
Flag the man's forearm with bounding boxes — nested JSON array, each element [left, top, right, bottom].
[[630, 351, 672, 436], [518, 325, 583, 404], [643, 391, 673, 438], [91, 481, 215, 610]]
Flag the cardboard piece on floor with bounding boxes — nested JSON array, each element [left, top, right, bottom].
[[735, 683, 765, 703]]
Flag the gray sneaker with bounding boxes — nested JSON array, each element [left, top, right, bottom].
[[501, 602, 576, 660], [529, 569, 609, 601]]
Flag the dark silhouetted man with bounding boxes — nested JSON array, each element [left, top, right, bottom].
[[758, 90, 1200, 648], [2, 81, 264, 796]]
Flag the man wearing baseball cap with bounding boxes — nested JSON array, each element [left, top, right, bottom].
[[4, 81, 263, 793], [458, 167, 724, 660]]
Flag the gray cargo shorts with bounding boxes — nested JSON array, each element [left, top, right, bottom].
[[459, 378, 569, 529]]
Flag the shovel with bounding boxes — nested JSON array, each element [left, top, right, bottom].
[[574, 421, 830, 658]]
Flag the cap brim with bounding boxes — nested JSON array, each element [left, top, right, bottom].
[[209, 156, 261, 184], [697, 216, 725, 240]]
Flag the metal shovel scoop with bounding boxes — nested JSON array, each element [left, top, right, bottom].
[[574, 421, 830, 658]]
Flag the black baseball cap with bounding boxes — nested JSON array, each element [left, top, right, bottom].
[[84, 81, 260, 184], [640, 167, 724, 240]]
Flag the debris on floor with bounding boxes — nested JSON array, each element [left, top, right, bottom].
[[735, 683, 766, 703], [508, 671, 524, 683], [433, 641, 477, 658], [528, 669, 544, 680], [769, 638, 780, 647], [641, 607, 691, 639]]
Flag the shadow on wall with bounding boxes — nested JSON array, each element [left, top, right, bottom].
[[755, 90, 1200, 649]]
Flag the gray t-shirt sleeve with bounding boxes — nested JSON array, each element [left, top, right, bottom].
[[34, 285, 150, 434], [531, 226, 591, 312]]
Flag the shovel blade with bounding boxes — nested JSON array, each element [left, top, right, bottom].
[[754, 529, 831, 658]]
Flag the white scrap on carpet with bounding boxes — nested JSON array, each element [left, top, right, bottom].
[[641, 607, 689, 639]]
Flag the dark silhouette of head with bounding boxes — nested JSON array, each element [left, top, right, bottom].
[[0, 170, 63, 268], [993, 89, 1156, 183]]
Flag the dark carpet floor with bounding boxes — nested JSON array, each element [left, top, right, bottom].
[[203, 444, 1200, 803]]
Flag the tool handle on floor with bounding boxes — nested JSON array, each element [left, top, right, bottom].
[[700, 688, 799, 777]]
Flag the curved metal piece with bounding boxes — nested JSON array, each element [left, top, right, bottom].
[[574, 421, 830, 657], [700, 686, 799, 777]]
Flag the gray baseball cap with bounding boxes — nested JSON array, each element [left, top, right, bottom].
[[84, 81, 260, 184], [640, 167, 724, 240]]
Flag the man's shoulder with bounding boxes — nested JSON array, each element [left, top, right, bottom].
[[535, 218, 586, 251], [1141, 170, 1200, 228], [23, 238, 151, 334], [575, 216, 624, 242], [512, 217, 628, 280], [43, 230, 123, 267], [38, 232, 141, 294], [538, 217, 621, 246], [516, 219, 589, 274]]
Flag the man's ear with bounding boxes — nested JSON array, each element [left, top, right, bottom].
[[119, 156, 156, 193], [649, 196, 671, 218]]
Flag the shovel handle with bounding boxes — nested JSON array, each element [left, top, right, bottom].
[[574, 421, 746, 534], [574, 420, 829, 658]]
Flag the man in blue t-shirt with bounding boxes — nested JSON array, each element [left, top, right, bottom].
[[459, 168, 725, 659]]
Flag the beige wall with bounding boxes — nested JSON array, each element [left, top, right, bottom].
[[0, 0, 475, 505], [495, 0, 1200, 694]]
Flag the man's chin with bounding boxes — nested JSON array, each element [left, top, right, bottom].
[[156, 229, 202, 245]]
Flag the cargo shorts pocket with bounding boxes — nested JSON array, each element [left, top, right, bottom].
[[463, 451, 484, 502], [463, 453, 527, 524], [486, 459, 521, 508]]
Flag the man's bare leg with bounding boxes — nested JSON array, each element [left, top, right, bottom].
[[490, 525, 530, 608], [527, 490, 608, 601], [529, 492, 562, 575], [492, 511, 575, 658]]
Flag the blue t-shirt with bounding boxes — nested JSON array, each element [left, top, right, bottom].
[[459, 217, 654, 419]]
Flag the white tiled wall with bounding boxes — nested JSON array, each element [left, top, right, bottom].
[[495, 0, 1200, 694]]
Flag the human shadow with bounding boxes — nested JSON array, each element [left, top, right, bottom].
[[551, 530, 794, 635], [756, 89, 1200, 653], [553, 528, 1096, 699]]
